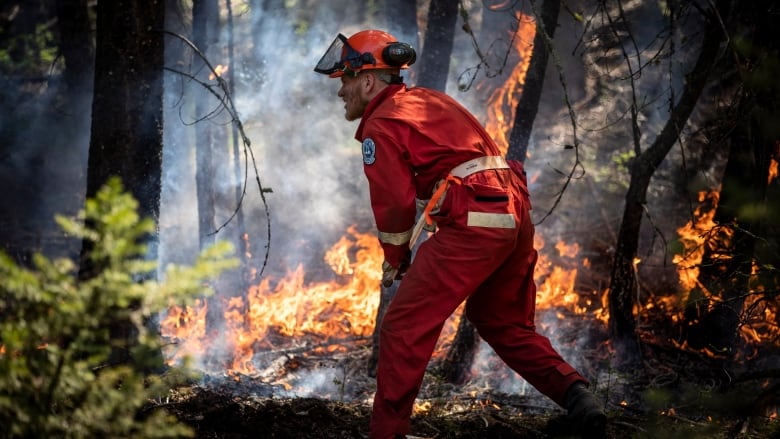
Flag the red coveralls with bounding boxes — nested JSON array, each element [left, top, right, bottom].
[[357, 84, 587, 439]]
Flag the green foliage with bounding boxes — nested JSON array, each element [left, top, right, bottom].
[[0, 177, 239, 438], [0, 23, 58, 76]]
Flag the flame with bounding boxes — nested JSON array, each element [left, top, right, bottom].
[[162, 225, 383, 376], [769, 156, 778, 184], [161, 222, 601, 377], [483, 13, 536, 155], [209, 64, 229, 80], [670, 190, 779, 355], [673, 191, 720, 292]]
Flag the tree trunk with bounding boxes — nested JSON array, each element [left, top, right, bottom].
[[82, 0, 165, 367], [416, 0, 458, 90], [608, 0, 727, 357], [193, 0, 220, 251], [54, 0, 94, 101], [368, 282, 398, 377], [506, 0, 559, 162]]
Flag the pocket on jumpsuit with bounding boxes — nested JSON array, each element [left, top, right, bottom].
[[462, 182, 517, 236]]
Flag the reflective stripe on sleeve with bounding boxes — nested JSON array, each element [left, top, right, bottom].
[[466, 212, 516, 228], [378, 227, 414, 245]]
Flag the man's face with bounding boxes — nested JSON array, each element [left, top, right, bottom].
[[337, 73, 368, 121]]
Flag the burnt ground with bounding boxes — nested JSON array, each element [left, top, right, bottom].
[[156, 335, 780, 439]]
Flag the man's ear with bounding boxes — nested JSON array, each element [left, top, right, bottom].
[[362, 71, 376, 90]]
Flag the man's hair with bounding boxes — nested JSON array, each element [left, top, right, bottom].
[[372, 68, 404, 84]]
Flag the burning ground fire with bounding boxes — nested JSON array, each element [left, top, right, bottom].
[[159, 225, 594, 379], [158, 186, 778, 383]]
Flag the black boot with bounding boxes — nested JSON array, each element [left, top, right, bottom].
[[564, 382, 607, 438]]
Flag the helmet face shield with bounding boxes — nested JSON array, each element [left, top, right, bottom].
[[314, 33, 376, 77], [314, 34, 347, 76]]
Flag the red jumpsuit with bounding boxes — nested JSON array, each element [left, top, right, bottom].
[[357, 84, 587, 439]]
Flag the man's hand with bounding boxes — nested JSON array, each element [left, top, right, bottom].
[[381, 260, 407, 288]]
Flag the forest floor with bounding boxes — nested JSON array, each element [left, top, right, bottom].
[[158, 331, 780, 439]]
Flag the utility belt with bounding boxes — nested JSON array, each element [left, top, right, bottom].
[[410, 156, 510, 247]]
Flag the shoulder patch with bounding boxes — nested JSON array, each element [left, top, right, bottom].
[[362, 138, 376, 165]]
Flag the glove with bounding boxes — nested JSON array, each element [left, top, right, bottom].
[[381, 260, 407, 288]]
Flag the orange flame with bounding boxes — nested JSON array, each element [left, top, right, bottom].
[[484, 13, 536, 156], [670, 189, 779, 354], [673, 191, 720, 292], [160, 223, 600, 377], [209, 64, 229, 80]]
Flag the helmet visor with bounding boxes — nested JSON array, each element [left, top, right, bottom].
[[314, 34, 349, 75], [314, 33, 374, 76]]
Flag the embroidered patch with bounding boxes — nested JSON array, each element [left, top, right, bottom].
[[362, 138, 376, 165]]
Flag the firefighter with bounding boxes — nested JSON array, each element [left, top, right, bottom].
[[314, 29, 607, 439]]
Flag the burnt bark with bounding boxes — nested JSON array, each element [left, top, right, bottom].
[[608, 1, 728, 356], [416, 0, 458, 90], [85, 0, 165, 247], [54, 0, 94, 101], [82, 0, 165, 367], [193, 0, 220, 251], [368, 283, 398, 377], [440, 313, 479, 384]]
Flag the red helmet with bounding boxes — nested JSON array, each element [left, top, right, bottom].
[[314, 30, 416, 78]]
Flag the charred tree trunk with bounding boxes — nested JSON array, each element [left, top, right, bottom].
[[506, 0, 559, 162], [225, 0, 252, 292], [161, 0, 190, 265], [440, 312, 479, 384], [193, 0, 220, 251], [368, 282, 398, 377], [416, 0, 458, 90], [608, 1, 727, 357], [82, 0, 165, 368], [191, 0, 227, 336], [54, 0, 94, 103]]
